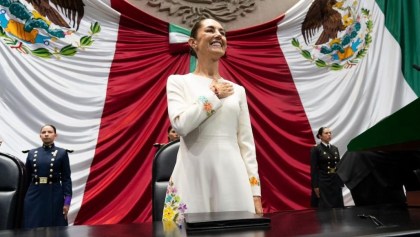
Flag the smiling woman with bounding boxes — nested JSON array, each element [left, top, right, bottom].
[[163, 18, 262, 225], [188, 19, 226, 60]]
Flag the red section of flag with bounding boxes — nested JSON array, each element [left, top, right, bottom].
[[74, 1, 190, 225], [220, 18, 315, 212]]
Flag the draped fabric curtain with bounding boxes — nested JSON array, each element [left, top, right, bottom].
[[74, 1, 313, 224]]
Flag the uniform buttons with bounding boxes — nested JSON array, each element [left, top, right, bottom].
[[50, 169, 53, 172], [35, 175, 38, 178], [52, 158, 55, 161], [35, 182, 38, 185], [50, 163, 53, 167], [49, 174, 53, 178], [33, 164, 36, 167]]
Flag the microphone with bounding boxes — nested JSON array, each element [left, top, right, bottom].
[[413, 64, 420, 71]]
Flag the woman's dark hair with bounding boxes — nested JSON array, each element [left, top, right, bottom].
[[41, 124, 57, 134], [189, 18, 227, 58], [316, 127, 326, 139], [190, 19, 205, 40], [167, 125, 173, 134], [189, 18, 206, 58]]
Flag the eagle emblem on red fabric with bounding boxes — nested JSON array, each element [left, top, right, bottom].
[[292, 0, 373, 70]]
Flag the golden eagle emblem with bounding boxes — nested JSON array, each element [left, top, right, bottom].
[[302, 0, 345, 45], [292, 0, 373, 70], [26, 0, 85, 30]]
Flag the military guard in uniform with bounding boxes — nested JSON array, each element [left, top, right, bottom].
[[23, 124, 72, 228], [310, 127, 344, 208]]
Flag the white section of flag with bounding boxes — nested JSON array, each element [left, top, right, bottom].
[[0, 0, 121, 225], [169, 32, 189, 44]]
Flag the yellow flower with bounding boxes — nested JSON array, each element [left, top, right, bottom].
[[163, 207, 175, 221], [343, 13, 354, 27], [249, 176, 260, 186]]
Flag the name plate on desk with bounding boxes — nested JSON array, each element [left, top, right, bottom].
[[184, 211, 270, 232]]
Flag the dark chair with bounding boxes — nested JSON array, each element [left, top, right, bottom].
[[414, 169, 420, 183], [0, 152, 26, 230], [152, 140, 179, 221]]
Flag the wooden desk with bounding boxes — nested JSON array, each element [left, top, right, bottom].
[[1, 205, 420, 237], [407, 191, 420, 206]]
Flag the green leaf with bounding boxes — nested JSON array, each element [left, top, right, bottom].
[[60, 44, 78, 56], [365, 34, 372, 45], [315, 59, 327, 67], [366, 20, 373, 31], [330, 63, 343, 71], [0, 27, 5, 37], [80, 36, 93, 46], [5, 38, 17, 45], [356, 49, 366, 58], [362, 8, 370, 16], [31, 48, 52, 58], [301, 50, 312, 60], [91, 22, 101, 34], [291, 38, 300, 48]]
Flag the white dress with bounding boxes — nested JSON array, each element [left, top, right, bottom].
[[163, 73, 261, 224]]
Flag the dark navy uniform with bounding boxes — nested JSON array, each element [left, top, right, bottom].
[[310, 143, 344, 208], [23, 144, 72, 228]]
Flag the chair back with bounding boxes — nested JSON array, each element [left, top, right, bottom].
[[152, 140, 179, 221], [0, 152, 26, 230]]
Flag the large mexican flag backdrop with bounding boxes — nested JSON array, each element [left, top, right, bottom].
[[0, 0, 418, 224]]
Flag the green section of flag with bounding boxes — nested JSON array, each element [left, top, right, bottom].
[[169, 23, 196, 72], [347, 97, 420, 151], [190, 55, 196, 72], [169, 23, 191, 36], [376, 0, 420, 96]]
